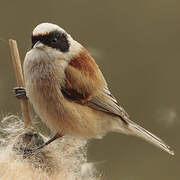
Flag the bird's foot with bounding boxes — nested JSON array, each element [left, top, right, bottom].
[[23, 146, 42, 155], [13, 87, 27, 99], [23, 134, 62, 156]]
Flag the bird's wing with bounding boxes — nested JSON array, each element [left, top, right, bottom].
[[86, 87, 129, 118], [61, 48, 129, 120]]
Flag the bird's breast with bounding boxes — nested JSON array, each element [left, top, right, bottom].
[[24, 48, 68, 96], [23, 49, 69, 129]]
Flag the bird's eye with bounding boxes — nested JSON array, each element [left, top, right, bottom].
[[52, 37, 57, 43]]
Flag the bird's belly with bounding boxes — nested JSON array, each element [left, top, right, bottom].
[[26, 79, 115, 138]]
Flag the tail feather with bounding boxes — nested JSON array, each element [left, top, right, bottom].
[[115, 118, 174, 155]]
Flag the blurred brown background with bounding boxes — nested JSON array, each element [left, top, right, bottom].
[[0, 0, 179, 179]]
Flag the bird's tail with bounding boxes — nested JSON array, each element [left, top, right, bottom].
[[113, 118, 174, 155]]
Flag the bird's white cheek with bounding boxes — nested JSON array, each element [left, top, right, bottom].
[[33, 41, 44, 49], [43, 46, 63, 59]]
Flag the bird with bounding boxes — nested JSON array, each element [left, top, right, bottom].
[[14, 22, 174, 155]]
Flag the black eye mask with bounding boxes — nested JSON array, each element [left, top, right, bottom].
[[31, 30, 70, 52]]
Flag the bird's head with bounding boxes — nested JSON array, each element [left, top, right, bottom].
[[31, 23, 82, 61]]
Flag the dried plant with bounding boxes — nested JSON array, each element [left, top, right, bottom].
[[0, 114, 101, 180]]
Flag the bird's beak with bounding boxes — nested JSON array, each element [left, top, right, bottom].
[[33, 41, 44, 49]]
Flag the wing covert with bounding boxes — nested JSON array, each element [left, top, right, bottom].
[[61, 47, 129, 120]]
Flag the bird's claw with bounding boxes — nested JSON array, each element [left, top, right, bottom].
[[13, 87, 27, 99], [23, 148, 33, 154], [23, 147, 39, 157]]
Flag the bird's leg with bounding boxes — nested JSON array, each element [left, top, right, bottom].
[[13, 87, 28, 99], [24, 133, 63, 155]]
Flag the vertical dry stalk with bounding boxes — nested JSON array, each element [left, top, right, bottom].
[[9, 39, 32, 128]]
